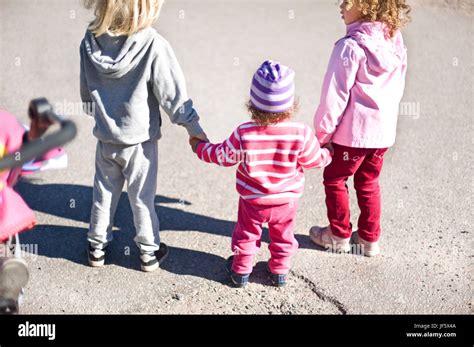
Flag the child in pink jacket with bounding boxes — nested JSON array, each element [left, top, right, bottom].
[[311, 0, 410, 256], [191, 61, 332, 287]]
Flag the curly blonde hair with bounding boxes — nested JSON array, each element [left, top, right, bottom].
[[344, 0, 411, 37], [84, 0, 164, 37], [246, 100, 299, 127]]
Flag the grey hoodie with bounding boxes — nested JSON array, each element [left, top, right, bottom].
[[80, 27, 203, 145]]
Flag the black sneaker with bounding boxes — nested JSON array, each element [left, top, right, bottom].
[[140, 243, 169, 272], [225, 256, 250, 288], [88, 243, 106, 267], [266, 264, 288, 287]]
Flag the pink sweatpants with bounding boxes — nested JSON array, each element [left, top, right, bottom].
[[231, 198, 299, 275], [323, 143, 388, 242]]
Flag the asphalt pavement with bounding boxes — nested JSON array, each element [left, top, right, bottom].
[[0, 0, 472, 314]]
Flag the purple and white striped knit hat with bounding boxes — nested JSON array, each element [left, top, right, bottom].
[[250, 60, 295, 113]]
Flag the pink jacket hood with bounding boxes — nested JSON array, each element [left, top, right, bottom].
[[346, 21, 405, 75], [314, 21, 408, 148]]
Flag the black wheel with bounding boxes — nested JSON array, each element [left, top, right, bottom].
[[0, 298, 19, 314]]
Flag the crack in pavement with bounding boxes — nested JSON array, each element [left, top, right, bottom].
[[290, 270, 348, 315]]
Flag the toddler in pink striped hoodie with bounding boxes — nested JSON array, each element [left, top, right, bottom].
[[190, 61, 332, 287]]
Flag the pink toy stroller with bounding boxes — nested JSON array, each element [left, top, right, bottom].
[[0, 98, 76, 314]]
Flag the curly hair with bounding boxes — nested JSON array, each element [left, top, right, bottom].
[[344, 0, 411, 37], [246, 100, 299, 127]]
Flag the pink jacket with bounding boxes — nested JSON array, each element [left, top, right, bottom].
[[0, 111, 36, 241], [314, 21, 407, 148]]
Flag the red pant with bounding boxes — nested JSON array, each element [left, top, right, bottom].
[[323, 144, 388, 243], [231, 198, 298, 275]]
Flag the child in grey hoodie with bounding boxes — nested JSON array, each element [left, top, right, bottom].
[[80, 0, 207, 272]]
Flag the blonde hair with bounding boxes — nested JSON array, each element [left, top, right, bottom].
[[84, 0, 164, 36], [344, 0, 411, 37]]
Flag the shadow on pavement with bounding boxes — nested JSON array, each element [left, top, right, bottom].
[[250, 261, 273, 286], [16, 180, 236, 236], [160, 246, 227, 284], [294, 234, 322, 251], [20, 224, 227, 283], [15, 180, 238, 282]]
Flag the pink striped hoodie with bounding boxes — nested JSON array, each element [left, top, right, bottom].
[[196, 121, 332, 205]]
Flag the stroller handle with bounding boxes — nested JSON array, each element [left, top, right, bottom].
[[0, 98, 77, 171]]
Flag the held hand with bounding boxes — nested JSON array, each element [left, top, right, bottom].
[[322, 142, 334, 156], [189, 136, 208, 153], [193, 132, 209, 143]]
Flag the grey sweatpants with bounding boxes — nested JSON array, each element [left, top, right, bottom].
[[87, 140, 160, 255]]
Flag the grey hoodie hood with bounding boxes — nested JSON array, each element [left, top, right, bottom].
[[80, 27, 203, 145], [83, 28, 155, 79], [346, 21, 406, 75]]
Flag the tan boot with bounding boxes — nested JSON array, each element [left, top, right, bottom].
[[309, 226, 351, 253], [354, 233, 380, 257]]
